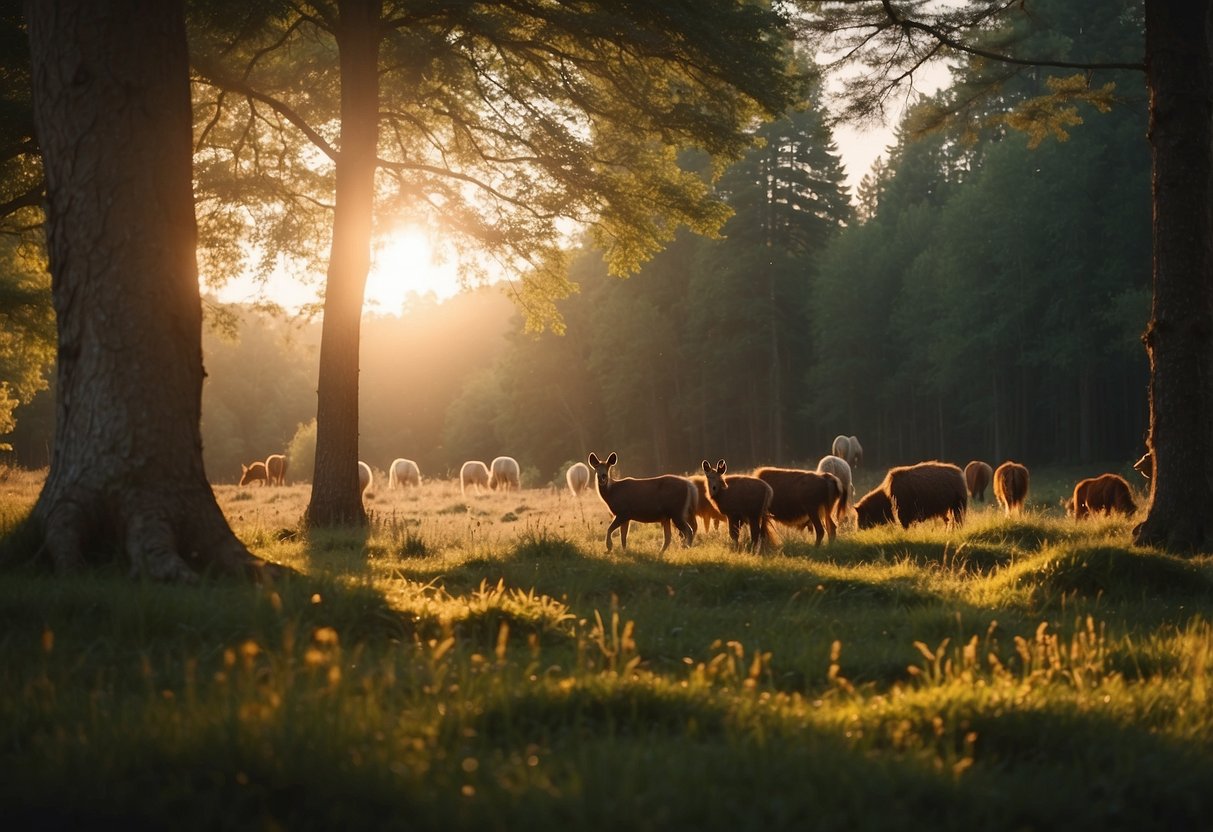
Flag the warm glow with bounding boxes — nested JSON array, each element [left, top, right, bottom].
[[366, 226, 463, 312]]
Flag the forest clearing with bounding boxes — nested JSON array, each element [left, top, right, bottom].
[[3, 464, 1212, 829]]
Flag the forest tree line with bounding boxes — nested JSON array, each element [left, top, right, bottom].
[[2, 0, 1150, 486]]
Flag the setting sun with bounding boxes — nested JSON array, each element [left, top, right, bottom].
[[366, 226, 462, 312]]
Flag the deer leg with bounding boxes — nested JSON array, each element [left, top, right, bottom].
[[676, 516, 695, 547], [823, 508, 837, 542], [728, 518, 742, 551], [606, 517, 625, 551], [809, 516, 825, 546], [748, 517, 762, 552]]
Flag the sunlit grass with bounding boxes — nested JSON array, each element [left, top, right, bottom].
[[2, 467, 1212, 829]]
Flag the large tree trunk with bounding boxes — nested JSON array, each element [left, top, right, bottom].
[[23, 0, 275, 581], [1134, 0, 1213, 553], [305, 0, 381, 527]]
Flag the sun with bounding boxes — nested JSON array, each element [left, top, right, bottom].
[[366, 226, 462, 312]]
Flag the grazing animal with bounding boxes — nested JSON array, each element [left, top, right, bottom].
[[816, 454, 854, 522], [489, 455, 521, 491], [388, 458, 421, 489], [566, 462, 590, 497], [239, 460, 269, 486], [701, 460, 777, 553], [831, 435, 863, 469], [754, 466, 846, 545], [993, 461, 1030, 515], [691, 475, 728, 532], [358, 461, 373, 497], [855, 462, 967, 530], [964, 461, 993, 502], [264, 453, 287, 486], [1067, 473, 1137, 519], [460, 460, 490, 496], [1133, 451, 1153, 479], [587, 452, 696, 554]]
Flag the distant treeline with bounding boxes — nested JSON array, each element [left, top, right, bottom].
[[4, 1, 1148, 481]]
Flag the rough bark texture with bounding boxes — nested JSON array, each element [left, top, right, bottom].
[[1134, 0, 1213, 553], [23, 0, 276, 581], [304, 0, 380, 527]]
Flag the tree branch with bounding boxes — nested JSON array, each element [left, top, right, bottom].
[[191, 55, 340, 163], [0, 182, 44, 220], [876, 0, 1145, 72]]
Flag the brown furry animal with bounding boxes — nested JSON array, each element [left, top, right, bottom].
[[239, 460, 269, 486], [964, 460, 993, 502], [754, 466, 845, 545], [691, 475, 727, 532], [588, 452, 697, 554], [1066, 473, 1137, 519], [265, 453, 287, 487], [856, 461, 967, 529], [701, 460, 777, 553], [993, 461, 1030, 515]]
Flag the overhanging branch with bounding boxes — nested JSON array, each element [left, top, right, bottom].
[[877, 0, 1145, 72]]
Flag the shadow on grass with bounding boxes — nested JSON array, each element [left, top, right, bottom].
[[1012, 544, 1213, 607]]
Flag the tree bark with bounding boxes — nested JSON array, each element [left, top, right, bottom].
[[305, 0, 380, 527], [1134, 0, 1213, 552], [23, 0, 276, 580]]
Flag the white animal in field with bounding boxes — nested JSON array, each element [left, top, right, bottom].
[[489, 455, 521, 491], [831, 434, 863, 469], [816, 454, 854, 522], [460, 460, 490, 496], [358, 460, 373, 497], [388, 458, 421, 489], [566, 461, 590, 497]]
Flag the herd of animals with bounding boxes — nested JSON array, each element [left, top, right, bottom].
[[235, 433, 1143, 554]]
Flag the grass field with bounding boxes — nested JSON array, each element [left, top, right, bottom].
[[3, 464, 1212, 830]]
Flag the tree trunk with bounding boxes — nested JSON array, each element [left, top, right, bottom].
[[22, 0, 274, 581], [1134, 0, 1213, 552], [305, 0, 380, 527]]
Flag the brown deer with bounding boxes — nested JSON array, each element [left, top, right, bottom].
[[587, 452, 696, 554], [701, 460, 777, 553], [691, 475, 727, 533]]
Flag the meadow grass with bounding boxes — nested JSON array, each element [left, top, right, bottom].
[[2, 467, 1211, 830]]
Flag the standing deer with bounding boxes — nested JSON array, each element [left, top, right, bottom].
[[700, 460, 777, 553], [587, 452, 696, 554]]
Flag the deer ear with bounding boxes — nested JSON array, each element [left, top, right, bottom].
[[716, 459, 727, 474], [588, 453, 599, 467], [701, 460, 711, 473], [607, 452, 617, 466]]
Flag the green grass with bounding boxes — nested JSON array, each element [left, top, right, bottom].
[[2, 470, 1211, 830]]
